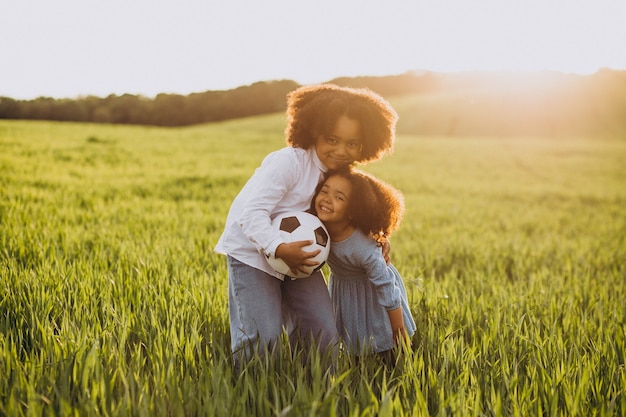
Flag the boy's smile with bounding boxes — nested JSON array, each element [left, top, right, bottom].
[[315, 115, 362, 170]]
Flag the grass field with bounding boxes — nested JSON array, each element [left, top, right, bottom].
[[1, 114, 625, 416]]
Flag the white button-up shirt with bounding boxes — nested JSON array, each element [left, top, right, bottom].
[[214, 146, 327, 280]]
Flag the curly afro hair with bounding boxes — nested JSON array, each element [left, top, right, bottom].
[[311, 167, 405, 243], [285, 84, 398, 164]]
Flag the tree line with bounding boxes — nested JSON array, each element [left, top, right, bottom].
[[1, 70, 624, 136], [0, 80, 299, 126], [0, 73, 438, 127]]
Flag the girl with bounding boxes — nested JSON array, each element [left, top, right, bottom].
[[311, 167, 416, 358], [214, 84, 398, 363]]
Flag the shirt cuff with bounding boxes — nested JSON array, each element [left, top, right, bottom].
[[385, 298, 402, 311], [262, 237, 285, 259]]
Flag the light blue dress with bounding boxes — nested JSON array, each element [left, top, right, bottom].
[[327, 229, 416, 354]]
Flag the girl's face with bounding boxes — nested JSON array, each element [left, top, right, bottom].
[[315, 115, 362, 170], [315, 175, 352, 225]]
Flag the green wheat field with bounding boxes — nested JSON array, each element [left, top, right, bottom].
[[1, 111, 625, 416]]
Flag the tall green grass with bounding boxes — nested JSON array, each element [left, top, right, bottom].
[[1, 116, 624, 416]]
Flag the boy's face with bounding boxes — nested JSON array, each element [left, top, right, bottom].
[[315, 175, 352, 225], [315, 115, 362, 170]]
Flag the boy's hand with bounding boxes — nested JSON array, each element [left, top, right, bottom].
[[381, 239, 391, 265], [275, 241, 321, 275]]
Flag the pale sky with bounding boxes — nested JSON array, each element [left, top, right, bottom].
[[1, 0, 625, 99]]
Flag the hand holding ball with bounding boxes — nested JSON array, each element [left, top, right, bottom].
[[266, 211, 330, 279]]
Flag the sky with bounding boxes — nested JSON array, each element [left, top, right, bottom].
[[1, 0, 625, 100]]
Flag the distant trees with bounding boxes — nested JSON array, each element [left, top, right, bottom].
[[0, 74, 442, 126], [327, 71, 441, 96], [2, 71, 625, 138], [0, 80, 300, 126]]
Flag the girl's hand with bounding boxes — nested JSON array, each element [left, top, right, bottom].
[[275, 241, 321, 276], [388, 307, 411, 347], [393, 327, 410, 346]]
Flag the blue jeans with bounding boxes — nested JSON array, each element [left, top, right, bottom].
[[227, 256, 338, 361]]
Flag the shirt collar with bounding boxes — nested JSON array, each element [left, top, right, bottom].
[[310, 146, 328, 173]]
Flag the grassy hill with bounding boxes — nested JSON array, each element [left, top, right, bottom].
[[1, 118, 625, 415], [387, 71, 626, 138]]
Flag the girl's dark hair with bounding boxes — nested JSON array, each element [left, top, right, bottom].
[[311, 167, 404, 243], [285, 84, 398, 164]]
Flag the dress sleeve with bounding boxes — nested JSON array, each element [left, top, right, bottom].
[[238, 150, 301, 257], [360, 239, 402, 311]]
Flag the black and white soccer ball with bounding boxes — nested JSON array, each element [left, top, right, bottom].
[[266, 211, 330, 279]]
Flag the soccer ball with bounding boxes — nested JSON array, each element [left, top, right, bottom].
[[266, 211, 330, 279]]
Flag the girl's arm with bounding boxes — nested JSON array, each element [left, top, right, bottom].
[[363, 246, 400, 311], [387, 307, 409, 346], [357, 235, 408, 346]]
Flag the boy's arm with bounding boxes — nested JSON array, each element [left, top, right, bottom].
[[238, 151, 298, 256]]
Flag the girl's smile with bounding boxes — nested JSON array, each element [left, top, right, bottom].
[[315, 175, 355, 241]]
